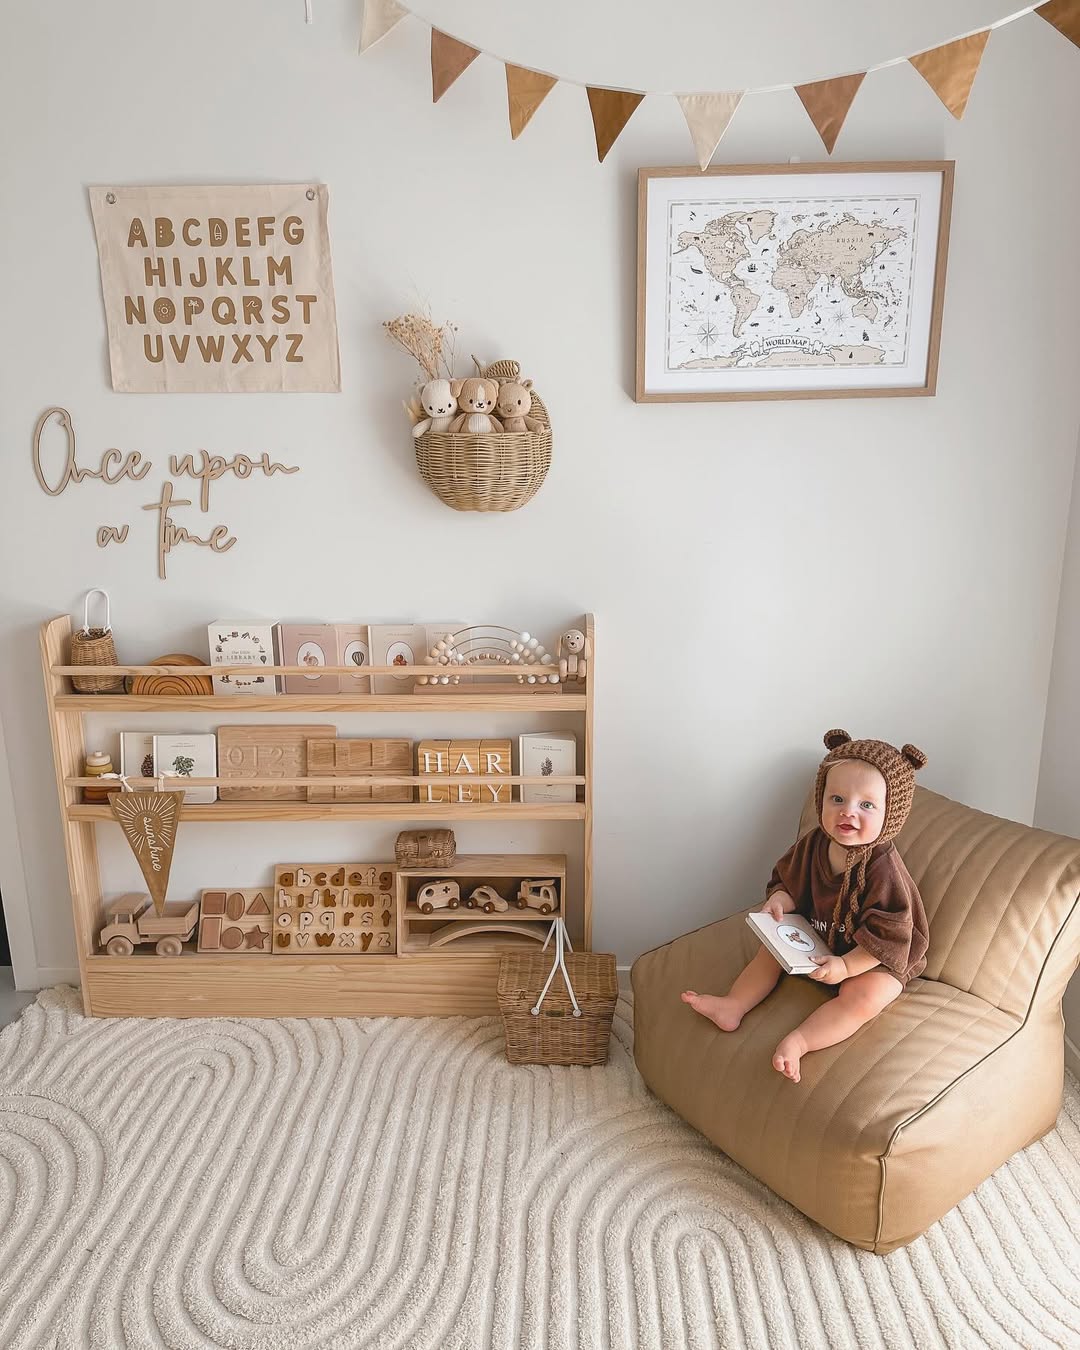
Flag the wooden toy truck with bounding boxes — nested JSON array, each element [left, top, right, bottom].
[[99, 893, 199, 957], [516, 879, 558, 913]]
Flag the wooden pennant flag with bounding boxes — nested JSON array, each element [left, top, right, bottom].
[[506, 65, 557, 139], [432, 30, 480, 102], [794, 73, 866, 154], [676, 93, 742, 170], [587, 88, 645, 162], [359, 0, 406, 53], [109, 791, 184, 915], [1037, 0, 1080, 48], [909, 30, 990, 119]]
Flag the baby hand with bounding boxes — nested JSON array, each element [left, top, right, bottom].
[[808, 955, 847, 985], [760, 896, 786, 922]]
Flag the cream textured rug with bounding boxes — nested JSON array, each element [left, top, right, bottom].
[[1, 987, 1079, 1349]]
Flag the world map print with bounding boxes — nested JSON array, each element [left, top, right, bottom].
[[665, 195, 920, 373]]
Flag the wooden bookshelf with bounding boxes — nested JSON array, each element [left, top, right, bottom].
[[40, 613, 594, 1019]]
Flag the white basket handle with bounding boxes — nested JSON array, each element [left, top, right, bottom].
[[531, 917, 582, 1018], [82, 588, 112, 635]]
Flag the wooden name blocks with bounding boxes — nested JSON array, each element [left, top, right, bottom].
[[272, 863, 396, 954], [305, 738, 412, 803], [198, 889, 273, 953], [416, 739, 512, 805]]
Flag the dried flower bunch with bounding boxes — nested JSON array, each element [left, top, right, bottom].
[[383, 310, 458, 382]]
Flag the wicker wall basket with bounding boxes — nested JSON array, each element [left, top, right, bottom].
[[69, 589, 125, 694], [498, 949, 618, 1066], [414, 391, 552, 513]]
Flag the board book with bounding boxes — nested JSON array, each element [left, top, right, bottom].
[[745, 910, 832, 975]]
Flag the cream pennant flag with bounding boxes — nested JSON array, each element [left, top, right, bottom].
[[909, 30, 990, 118], [794, 73, 866, 154], [587, 88, 645, 162], [506, 65, 558, 139], [676, 93, 742, 170], [431, 30, 480, 102], [1037, 0, 1080, 48], [359, 0, 405, 53], [109, 791, 184, 916]]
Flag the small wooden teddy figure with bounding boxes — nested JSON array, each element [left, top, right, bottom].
[[558, 629, 589, 683], [449, 378, 502, 434], [411, 379, 459, 438], [496, 380, 542, 433]]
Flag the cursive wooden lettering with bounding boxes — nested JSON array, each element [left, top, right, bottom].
[[168, 449, 300, 512], [33, 407, 151, 496], [142, 480, 237, 580]]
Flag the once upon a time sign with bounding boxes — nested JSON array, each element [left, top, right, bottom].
[[89, 183, 341, 393]]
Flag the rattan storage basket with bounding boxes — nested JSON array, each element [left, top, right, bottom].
[[69, 589, 124, 694], [498, 949, 618, 1066], [414, 390, 552, 512]]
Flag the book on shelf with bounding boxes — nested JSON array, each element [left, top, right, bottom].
[[207, 622, 280, 695], [152, 733, 218, 804], [335, 624, 372, 694], [744, 910, 832, 975], [275, 623, 339, 694], [119, 731, 156, 781], [368, 622, 463, 694], [518, 731, 577, 803]]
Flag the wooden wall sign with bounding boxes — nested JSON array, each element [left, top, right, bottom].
[[109, 790, 183, 914], [217, 725, 336, 801]]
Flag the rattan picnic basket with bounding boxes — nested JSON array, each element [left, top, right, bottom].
[[498, 947, 618, 1066], [414, 385, 552, 513]]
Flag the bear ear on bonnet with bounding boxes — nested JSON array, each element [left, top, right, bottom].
[[902, 743, 928, 771], [823, 729, 851, 750]]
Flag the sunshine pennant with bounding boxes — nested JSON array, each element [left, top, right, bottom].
[[909, 30, 990, 119], [109, 791, 184, 915], [431, 30, 480, 102], [359, 0, 406, 53], [794, 73, 866, 154], [1037, 0, 1080, 48], [676, 93, 743, 170], [505, 65, 558, 139], [587, 88, 645, 162]]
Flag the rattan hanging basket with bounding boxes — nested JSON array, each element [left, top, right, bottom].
[[414, 390, 552, 513], [69, 589, 125, 694]]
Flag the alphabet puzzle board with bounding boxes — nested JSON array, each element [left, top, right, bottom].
[[272, 863, 396, 954], [198, 888, 273, 954]]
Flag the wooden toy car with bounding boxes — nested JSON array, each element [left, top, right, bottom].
[[99, 893, 199, 957], [395, 828, 457, 867], [465, 885, 509, 913], [416, 880, 461, 913], [516, 879, 558, 913]]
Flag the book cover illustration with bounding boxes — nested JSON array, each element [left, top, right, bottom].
[[745, 911, 832, 975], [207, 623, 279, 696], [152, 733, 218, 804]]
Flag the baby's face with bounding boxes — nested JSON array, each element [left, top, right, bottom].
[[821, 760, 887, 848]]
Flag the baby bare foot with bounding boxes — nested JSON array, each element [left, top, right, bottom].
[[772, 1032, 807, 1083], [680, 991, 743, 1032]]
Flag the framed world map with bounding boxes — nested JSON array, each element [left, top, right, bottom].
[[635, 161, 953, 401]]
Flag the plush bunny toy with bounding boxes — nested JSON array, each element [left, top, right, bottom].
[[412, 379, 459, 438]]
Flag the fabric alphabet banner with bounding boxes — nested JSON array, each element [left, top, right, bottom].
[[89, 183, 341, 393]]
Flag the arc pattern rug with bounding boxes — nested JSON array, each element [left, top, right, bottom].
[[1, 987, 1078, 1349]]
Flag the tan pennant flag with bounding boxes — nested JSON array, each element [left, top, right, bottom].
[[359, 0, 406, 53], [587, 88, 645, 162], [506, 65, 557, 139], [909, 30, 990, 118], [1037, 0, 1080, 47], [676, 93, 743, 170], [794, 73, 866, 154], [432, 30, 480, 102], [110, 791, 184, 915]]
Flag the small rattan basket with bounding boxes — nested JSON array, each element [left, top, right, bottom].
[[70, 589, 124, 694], [414, 390, 552, 512], [498, 947, 618, 1066]]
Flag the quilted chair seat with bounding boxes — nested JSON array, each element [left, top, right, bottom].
[[631, 787, 1080, 1252]]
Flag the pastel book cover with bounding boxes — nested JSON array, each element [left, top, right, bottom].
[[368, 624, 427, 694], [519, 732, 577, 803], [335, 624, 372, 694], [152, 733, 218, 804], [745, 911, 832, 975], [207, 622, 280, 695], [276, 623, 340, 694]]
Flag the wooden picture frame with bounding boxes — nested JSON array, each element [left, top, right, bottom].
[[635, 161, 954, 402]]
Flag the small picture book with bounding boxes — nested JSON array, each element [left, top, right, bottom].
[[276, 623, 339, 694], [518, 731, 577, 803], [152, 733, 218, 804], [745, 910, 832, 975], [207, 622, 279, 696]]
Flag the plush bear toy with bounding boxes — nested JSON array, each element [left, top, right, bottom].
[[496, 379, 542, 433], [449, 378, 502, 434], [411, 379, 459, 438]]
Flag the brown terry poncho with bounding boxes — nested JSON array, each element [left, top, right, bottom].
[[766, 827, 929, 984]]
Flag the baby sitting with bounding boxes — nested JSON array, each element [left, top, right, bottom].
[[683, 730, 929, 1083]]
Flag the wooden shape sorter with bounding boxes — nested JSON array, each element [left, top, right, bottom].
[[272, 863, 397, 954], [197, 888, 273, 954], [416, 738, 512, 805], [217, 725, 336, 801], [305, 738, 412, 803]]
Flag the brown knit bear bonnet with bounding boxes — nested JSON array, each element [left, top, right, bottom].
[[814, 729, 927, 944]]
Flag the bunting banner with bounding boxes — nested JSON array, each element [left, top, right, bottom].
[[506, 65, 558, 139], [1038, 0, 1080, 47], [359, 0, 405, 53], [676, 93, 743, 171], [587, 88, 644, 163], [109, 790, 184, 915], [431, 30, 479, 102], [909, 30, 991, 119], [795, 73, 866, 154]]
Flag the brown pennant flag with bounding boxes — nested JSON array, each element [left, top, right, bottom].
[[431, 30, 480, 103], [110, 791, 184, 915], [1037, 0, 1080, 47], [794, 73, 866, 154], [909, 30, 990, 118], [506, 65, 557, 139], [587, 88, 645, 162]]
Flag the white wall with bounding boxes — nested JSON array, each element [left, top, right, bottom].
[[2, 1, 1080, 985]]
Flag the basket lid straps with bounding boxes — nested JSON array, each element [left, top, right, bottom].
[[82, 588, 112, 634], [531, 917, 582, 1018]]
